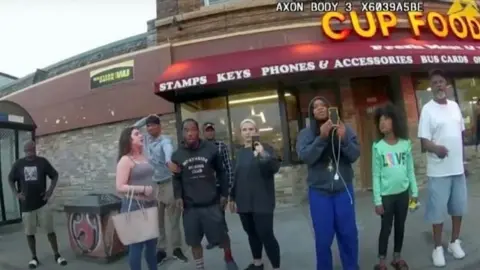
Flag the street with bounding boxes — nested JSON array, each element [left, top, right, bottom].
[[1, 181, 480, 270]]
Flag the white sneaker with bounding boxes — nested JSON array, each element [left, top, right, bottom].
[[448, 239, 466, 259], [432, 246, 446, 267]]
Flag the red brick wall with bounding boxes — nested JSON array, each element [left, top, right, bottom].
[[399, 75, 427, 183]]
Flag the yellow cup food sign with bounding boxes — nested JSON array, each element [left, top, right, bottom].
[[90, 60, 134, 89], [321, 0, 480, 40]]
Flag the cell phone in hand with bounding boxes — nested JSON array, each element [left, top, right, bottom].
[[328, 107, 339, 125], [251, 135, 260, 151]]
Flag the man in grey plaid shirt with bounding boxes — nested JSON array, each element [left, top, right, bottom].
[[203, 122, 234, 250]]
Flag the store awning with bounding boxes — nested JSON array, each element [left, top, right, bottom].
[[154, 39, 480, 95]]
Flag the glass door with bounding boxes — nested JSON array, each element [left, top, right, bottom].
[[0, 129, 22, 221]]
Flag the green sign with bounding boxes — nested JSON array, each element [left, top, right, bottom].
[[90, 60, 134, 89]]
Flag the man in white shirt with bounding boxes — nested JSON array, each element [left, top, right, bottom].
[[418, 70, 467, 267]]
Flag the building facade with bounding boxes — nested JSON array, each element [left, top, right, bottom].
[[0, 38, 177, 210], [153, 0, 480, 205], [1, 0, 479, 211]]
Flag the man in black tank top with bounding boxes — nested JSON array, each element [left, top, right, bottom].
[[171, 119, 238, 270]]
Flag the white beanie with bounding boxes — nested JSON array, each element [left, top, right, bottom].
[[240, 118, 257, 129]]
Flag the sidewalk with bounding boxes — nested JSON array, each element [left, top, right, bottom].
[[1, 182, 480, 270]]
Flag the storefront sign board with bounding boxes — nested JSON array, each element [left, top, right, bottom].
[[90, 60, 134, 89], [321, 1, 480, 40], [157, 44, 480, 91]]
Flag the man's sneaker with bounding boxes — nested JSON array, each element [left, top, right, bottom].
[[54, 254, 67, 266], [173, 248, 188, 262], [226, 259, 239, 270], [244, 263, 264, 270], [448, 239, 466, 259], [28, 258, 39, 269], [432, 246, 446, 267], [157, 250, 168, 265]]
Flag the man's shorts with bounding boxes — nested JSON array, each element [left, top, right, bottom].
[[183, 204, 228, 246], [425, 174, 468, 224], [22, 204, 54, 235]]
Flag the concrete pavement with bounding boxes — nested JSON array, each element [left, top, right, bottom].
[[1, 181, 480, 270]]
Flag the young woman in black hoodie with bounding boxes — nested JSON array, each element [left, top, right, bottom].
[[229, 118, 281, 270]]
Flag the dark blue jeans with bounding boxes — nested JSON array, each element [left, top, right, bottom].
[[121, 199, 158, 270], [128, 239, 157, 270]]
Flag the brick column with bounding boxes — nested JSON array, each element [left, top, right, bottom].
[[399, 75, 427, 184], [339, 79, 362, 189]]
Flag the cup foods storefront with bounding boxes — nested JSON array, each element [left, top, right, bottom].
[[153, 11, 480, 204]]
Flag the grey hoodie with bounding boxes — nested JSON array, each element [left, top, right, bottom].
[[296, 96, 360, 193]]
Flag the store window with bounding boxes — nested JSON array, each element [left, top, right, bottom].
[[228, 90, 283, 158], [180, 97, 231, 152], [284, 92, 299, 161], [454, 78, 480, 145]]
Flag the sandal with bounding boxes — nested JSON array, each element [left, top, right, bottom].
[[391, 259, 409, 270], [374, 264, 388, 270]]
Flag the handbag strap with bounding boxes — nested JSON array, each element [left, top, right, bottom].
[[126, 187, 144, 213]]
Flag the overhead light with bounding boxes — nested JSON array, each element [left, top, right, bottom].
[[259, 112, 266, 123], [259, 127, 273, 132], [426, 87, 432, 91], [229, 93, 291, 105]]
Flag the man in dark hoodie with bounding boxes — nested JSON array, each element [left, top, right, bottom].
[[171, 119, 238, 270], [296, 97, 360, 270]]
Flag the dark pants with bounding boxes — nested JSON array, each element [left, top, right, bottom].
[[183, 204, 227, 246], [378, 189, 409, 258], [309, 186, 358, 270], [239, 212, 280, 268]]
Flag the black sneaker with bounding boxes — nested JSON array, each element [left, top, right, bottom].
[[157, 250, 167, 265], [244, 263, 264, 270], [28, 258, 39, 269], [54, 254, 67, 266], [173, 248, 188, 262]]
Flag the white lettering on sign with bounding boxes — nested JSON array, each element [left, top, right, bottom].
[[217, 69, 251, 82], [420, 55, 469, 64], [318, 60, 329, 69], [474, 56, 480, 64], [371, 44, 480, 51], [333, 56, 413, 68], [371, 44, 426, 50], [261, 62, 315, 76], [159, 76, 207, 91]]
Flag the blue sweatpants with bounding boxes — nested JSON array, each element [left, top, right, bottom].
[[309, 186, 359, 270]]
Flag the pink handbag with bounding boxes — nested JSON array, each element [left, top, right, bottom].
[[112, 189, 159, 245]]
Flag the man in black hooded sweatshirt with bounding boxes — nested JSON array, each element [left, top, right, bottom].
[[171, 119, 238, 270], [296, 96, 360, 270]]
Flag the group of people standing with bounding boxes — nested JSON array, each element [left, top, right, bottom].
[[5, 70, 467, 270], [296, 69, 468, 270], [116, 115, 281, 270]]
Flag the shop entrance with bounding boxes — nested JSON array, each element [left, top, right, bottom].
[[0, 101, 36, 226], [350, 77, 391, 190]]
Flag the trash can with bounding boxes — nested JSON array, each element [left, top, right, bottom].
[[64, 193, 126, 263]]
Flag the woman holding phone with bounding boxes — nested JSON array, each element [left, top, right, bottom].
[[229, 118, 281, 270]]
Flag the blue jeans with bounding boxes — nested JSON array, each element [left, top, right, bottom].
[[309, 186, 359, 270], [128, 239, 157, 270], [121, 199, 158, 270]]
